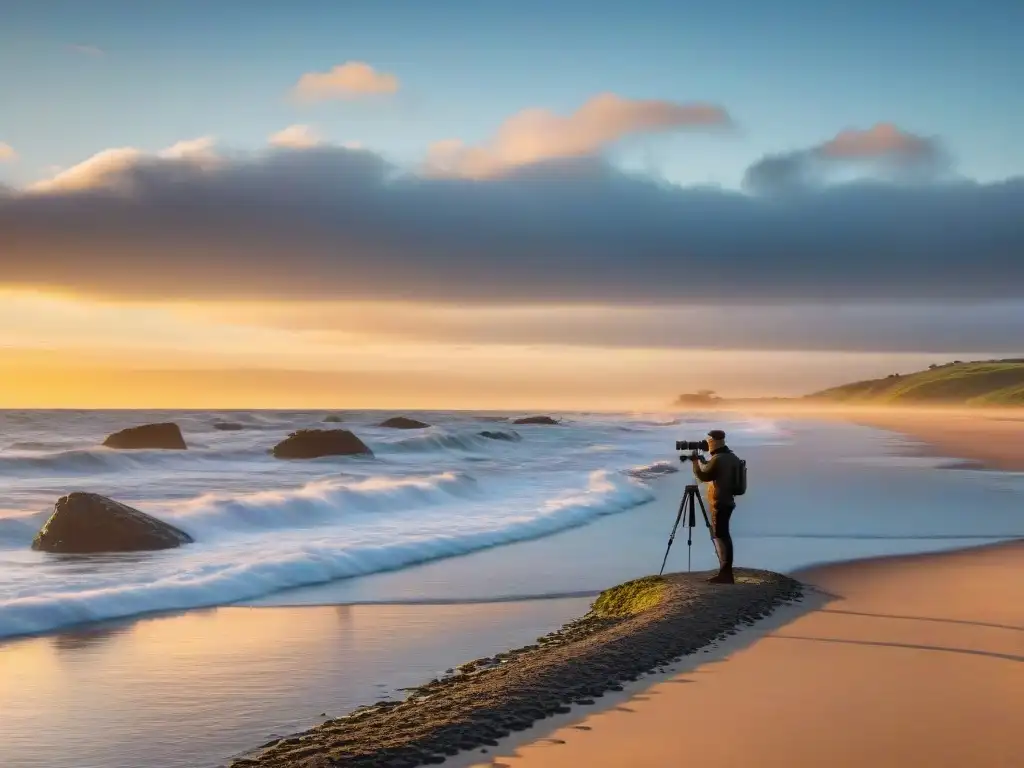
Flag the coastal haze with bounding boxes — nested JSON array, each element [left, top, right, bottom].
[[2, 2, 1023, 768]]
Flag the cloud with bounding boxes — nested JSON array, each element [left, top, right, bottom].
[[427, 93, 731, 177], [1, 141, 1021, 305], [70, 44, 105, 57], [291, 61, 399, 103], [0, 142, 16, 162], [268, 124, 322, 149], [28, 137, 218, 193], [744, 123, 947, 194]]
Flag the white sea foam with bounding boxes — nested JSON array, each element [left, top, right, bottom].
[[0, 469, 653, 638]]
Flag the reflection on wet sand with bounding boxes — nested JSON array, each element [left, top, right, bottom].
[[1, 597, 589, 768]]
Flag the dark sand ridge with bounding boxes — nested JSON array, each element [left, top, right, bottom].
[[231, 570, 803, 767]]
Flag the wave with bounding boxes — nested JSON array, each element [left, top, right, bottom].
[[160, 472, 482, 537], [0, 446, 269, 476], [373, 429, 521, 455], [0, 470, 654, 639], [0, 515, 44, 547]]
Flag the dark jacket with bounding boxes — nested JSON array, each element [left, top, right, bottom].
[[692, 446, 741, 510]]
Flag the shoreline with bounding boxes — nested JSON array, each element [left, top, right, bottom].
[[231, 569, 805, 767], [710, 403, 1024, 472]]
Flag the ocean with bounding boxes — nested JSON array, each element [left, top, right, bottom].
[[3, 409, 1022, 642], [0, 409, 738, 639]]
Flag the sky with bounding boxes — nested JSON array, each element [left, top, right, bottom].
[[0, 0, 1022, 408]]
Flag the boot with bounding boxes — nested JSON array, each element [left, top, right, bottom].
[[706, 538, 735, 584], [705, 567, 735, 584]]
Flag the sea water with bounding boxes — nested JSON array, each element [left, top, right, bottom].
[[2, 410, 1023, 640]]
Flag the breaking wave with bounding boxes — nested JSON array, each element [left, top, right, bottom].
[[0, 469, 654, 638]]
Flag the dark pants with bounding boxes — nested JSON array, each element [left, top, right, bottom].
[[711, 505, 735, 570]]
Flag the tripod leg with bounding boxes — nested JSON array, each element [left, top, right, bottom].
[[695, 489, 714, 541], [659, 497, 686, 576], [685, 487, 697, 572]]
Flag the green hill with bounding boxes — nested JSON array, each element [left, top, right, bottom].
[[807, 359, 1024, 406]]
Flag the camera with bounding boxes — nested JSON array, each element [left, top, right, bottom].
[[675, 440, 709, 452]]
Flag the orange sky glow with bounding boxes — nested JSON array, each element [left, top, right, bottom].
[[0, 289, 966, 409]]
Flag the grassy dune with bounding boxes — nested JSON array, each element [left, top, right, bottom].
[[807, 359, 1024, 406]]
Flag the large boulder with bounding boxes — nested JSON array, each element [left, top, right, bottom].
[[31, 492, 194, 554], [378, 416, 430, 430], [272, 429, 373, 460], [103, 422, 187, 450], [512, 416, 560, 425]]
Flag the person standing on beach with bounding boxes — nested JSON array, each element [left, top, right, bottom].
[[690, 429, 742, 584]]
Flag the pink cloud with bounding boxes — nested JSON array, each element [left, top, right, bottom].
[[291, 62, 399, 103], [268, 125, 322, 149], [819, 123, 934, 161], [427, 93, 731, 177]]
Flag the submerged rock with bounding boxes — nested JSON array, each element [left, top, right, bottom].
[[213, 421, 244, 431], [31, 492, 194, 554], [478, 430, 520, 441], [322, 414, 344, 423], [103, 422, 187, 450], [512, 416, 559, 425], [272, 429, 373, 460], [378, 416, 431, 429]]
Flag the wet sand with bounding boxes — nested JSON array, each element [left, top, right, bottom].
[[0, 598, 589, 768], [715, 402, 1024, 472], [838, 409, 1024, 472], [474, 540, 1023, 768]]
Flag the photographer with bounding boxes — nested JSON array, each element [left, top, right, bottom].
[[689, 429, 741, 584]]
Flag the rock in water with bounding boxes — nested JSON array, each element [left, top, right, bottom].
[[322, 414, 344, 423], [378, 416, 431, 429], [103, 422, 187, 450], [31, 492, 194, 553], [479, 430, 520, 441], [213, 421, 244, 431], [512, 416, 559, 425], [272, 429, 373, 459]]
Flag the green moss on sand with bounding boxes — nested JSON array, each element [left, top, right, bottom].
[[591, 576, 667, 617]]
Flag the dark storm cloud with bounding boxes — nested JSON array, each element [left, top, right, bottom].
[[1, 144, 1022, 303]]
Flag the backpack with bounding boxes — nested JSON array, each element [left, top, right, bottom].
[[733, 457, 747, 496]]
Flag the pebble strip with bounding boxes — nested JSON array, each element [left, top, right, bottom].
[[231, 569, 803, 768]]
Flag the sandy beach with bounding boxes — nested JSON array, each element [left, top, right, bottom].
[[474, 539, 1022, 768], [841, 409, 1024, 472], [718, 403, 1024, 472]]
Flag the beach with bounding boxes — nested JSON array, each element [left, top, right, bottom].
[[1, 408, 1022, 767], [470, 540, 1023, 768]]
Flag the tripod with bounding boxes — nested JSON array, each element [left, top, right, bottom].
[[659, 484, 715, 575]]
